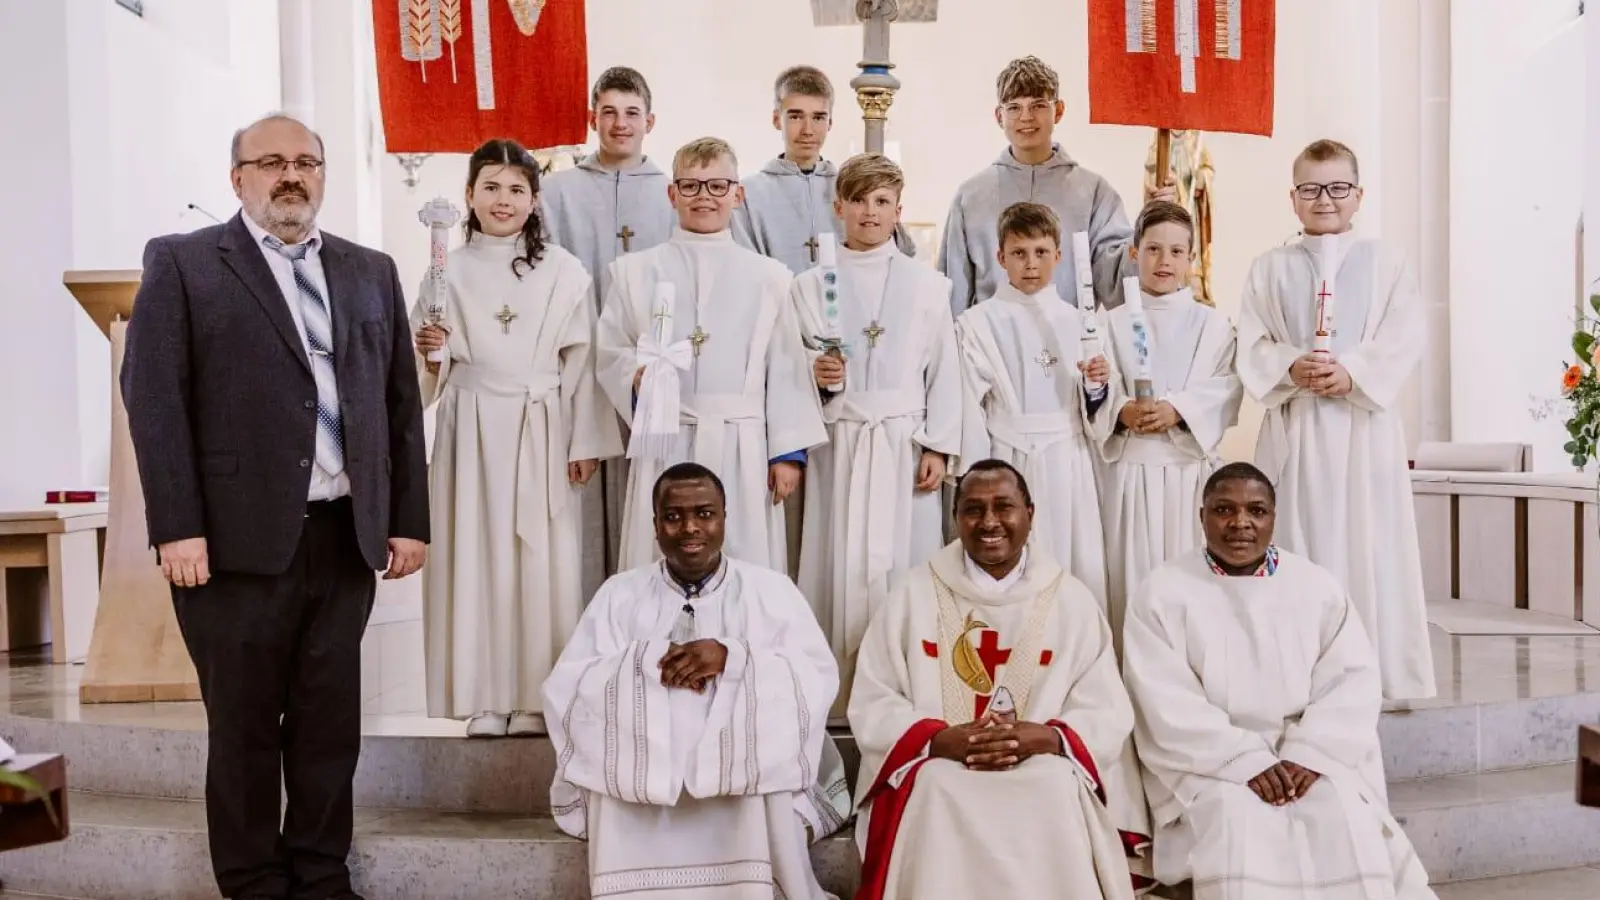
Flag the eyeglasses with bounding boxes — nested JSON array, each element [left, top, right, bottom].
[[1294, 181, 1357, 201], [673, 178, 736, 198], [237, 156, 326, 176]]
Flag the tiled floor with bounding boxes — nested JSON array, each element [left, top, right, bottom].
[[1434, 866, 1600, 900]]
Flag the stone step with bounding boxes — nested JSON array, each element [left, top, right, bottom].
[[0, 792, 859, 900], [1392, 763, 1600, 883], [1432, 866, 1600, 900], [4, 685, 1593, 815], [3, 763, 1595, 899]]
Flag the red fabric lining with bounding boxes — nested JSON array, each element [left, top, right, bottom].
[[854, 718, 946, 900], [920, 640, 938, 658]]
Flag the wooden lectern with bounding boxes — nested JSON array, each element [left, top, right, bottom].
[[62, 271, 200, 703]]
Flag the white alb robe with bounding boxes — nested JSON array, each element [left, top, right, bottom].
[[541, 154, 676, 599], [412, 236, 622, 719], [1123, 549, 1436, 900], [937, 145, 1135, 316], [956, 282, 1121, 606], [541, 557, 850, 900], [596, 228, 827, 572], [1099, 289, 1241, 646], [790, 241, 962, 713], [848, 542, 1151, 900], [1237, 238, 1435, 700]]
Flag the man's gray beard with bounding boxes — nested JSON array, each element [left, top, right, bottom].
[[253, 198, 315, 238]]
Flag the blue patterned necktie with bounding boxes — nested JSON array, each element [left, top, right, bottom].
[[263, 236, 345, 477]]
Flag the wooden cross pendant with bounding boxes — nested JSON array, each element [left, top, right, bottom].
[[1034, 349, 1059, 372], [805, 235, 820, 264], [862, 321, 886, 349], [617, 225, 635, 253], [688, 324, 710, 357], [495, 304, 518, 334]]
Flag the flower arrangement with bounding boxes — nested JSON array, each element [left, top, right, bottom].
[[1560, 294, 1600, 469]]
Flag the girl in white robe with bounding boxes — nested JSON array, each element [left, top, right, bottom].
[[413, 139, 622, 738], [1100, 203, 1241, 650]]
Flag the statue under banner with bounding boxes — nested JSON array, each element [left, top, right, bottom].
[[1142, 129, 1215, 306]]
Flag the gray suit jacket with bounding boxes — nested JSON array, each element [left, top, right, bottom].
[[121, 213, 429, 575]]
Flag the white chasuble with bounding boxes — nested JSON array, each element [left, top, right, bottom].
[[541, 558, 850, 900], [1099, 290, 1241, 648], [791, 241, 962, 716], [937, 145, 1136, 317], [956, 282, 1122, 606], [412, 237, 622, 720], [1123, 550, 1437, 900], [848, 543, 1151, 900], [1236, 238, 1434, 700], [541, 155, 676, 599], [596, 229, 827, 573]]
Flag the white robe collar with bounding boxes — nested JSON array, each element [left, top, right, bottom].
[[1140, 286, 1194, 310], [990, 280, 1058, 306], [839, 238, 899, 263], [671, 226, 735, 246], [929, 541, 1062, 608]]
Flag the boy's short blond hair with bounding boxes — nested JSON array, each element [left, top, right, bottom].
[[673, 137, 738, 176], [835, 153, 904, 203], [996, 56, 1060, 104], [998, 201, 1061, 248], [1295, 139, 1360, 182], [774, 65, 833, 109]]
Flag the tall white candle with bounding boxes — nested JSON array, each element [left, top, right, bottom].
[[1308, 232, 1339, 357], [1073, 231, 1101, 362], [1122, 275, 1154, 400], [817, 232, 844, 393], [417, 197, 461, 363]]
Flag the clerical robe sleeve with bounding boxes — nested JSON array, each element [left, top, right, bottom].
[[1278, 593, 1385, 781], [915, 294, 963, 461], [847, 573, 941, 801], [953, 313, 997, 471], [1048, 584, 1139, 774], [764, 272, 828, 458], [1163, 317, 1243, 456], [541, 577, 680, 836], [683, 574, 840, 804], [1122, 574, 1282, 807], [554, 264, 623, 463], [594, 259, 644, 426], [937, 197, 977, 318], [1086, 176, 1137, 306], [1337, 250, 1424, 414], [121, 238, 205, 546], [1236, 253, 1305, 409]]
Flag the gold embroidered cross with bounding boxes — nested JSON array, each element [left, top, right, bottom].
[[689, 324, 709, 357], [863, 321, 886, 348], [617, 225, 635, 252], [495, 304, 518, 334]]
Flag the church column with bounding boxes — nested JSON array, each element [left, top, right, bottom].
[[279, 0, 316, 125], [306, 0, 383, 246], [1448, 0, 1586, 469]]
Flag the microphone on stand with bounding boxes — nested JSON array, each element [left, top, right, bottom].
[[186, 203, 222, 224]]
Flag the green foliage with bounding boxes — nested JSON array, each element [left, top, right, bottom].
[[0, 767, 59, 831], [1562, 299, 1600, 468]]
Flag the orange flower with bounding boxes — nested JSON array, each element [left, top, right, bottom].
[[1563, 364, 1583, 394]]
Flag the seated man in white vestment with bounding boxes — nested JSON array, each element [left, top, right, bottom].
[[849, 460, 1152, 900], [542, 462, 851, 900], [791, 153, 961, 718], [597, 137, 827, 574], [1122, 462, 1436, 900]]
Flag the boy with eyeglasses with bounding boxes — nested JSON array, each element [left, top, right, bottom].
[[1236, 138, 1434, 702], [937, 56, 1165, 318], [596, 137, 826, 575]]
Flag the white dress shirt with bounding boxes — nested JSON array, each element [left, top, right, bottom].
[[241, 212, 350, 501], [963, 546, 1030, 595]]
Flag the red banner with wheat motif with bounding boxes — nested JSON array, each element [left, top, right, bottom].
[[372, 0, 588, 153], [1087, 0, 1274, 135]]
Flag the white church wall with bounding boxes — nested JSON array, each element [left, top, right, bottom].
[[0, 3, 79, 506], [11, 0, 285, 503], [1586, 5, 1600, 292], [374, 0, 1428, 466], [1449, 1, 1586, 471]]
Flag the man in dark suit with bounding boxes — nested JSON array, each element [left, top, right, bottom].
[[121, 113, 429, 900]]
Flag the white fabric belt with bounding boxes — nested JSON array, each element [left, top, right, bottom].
[[987, 412, 1081, 506], [1118, 433, 1201, 466], [682, 392, 765, 472], [448, 364, 567, 534], [831, 390, 927, 591]]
